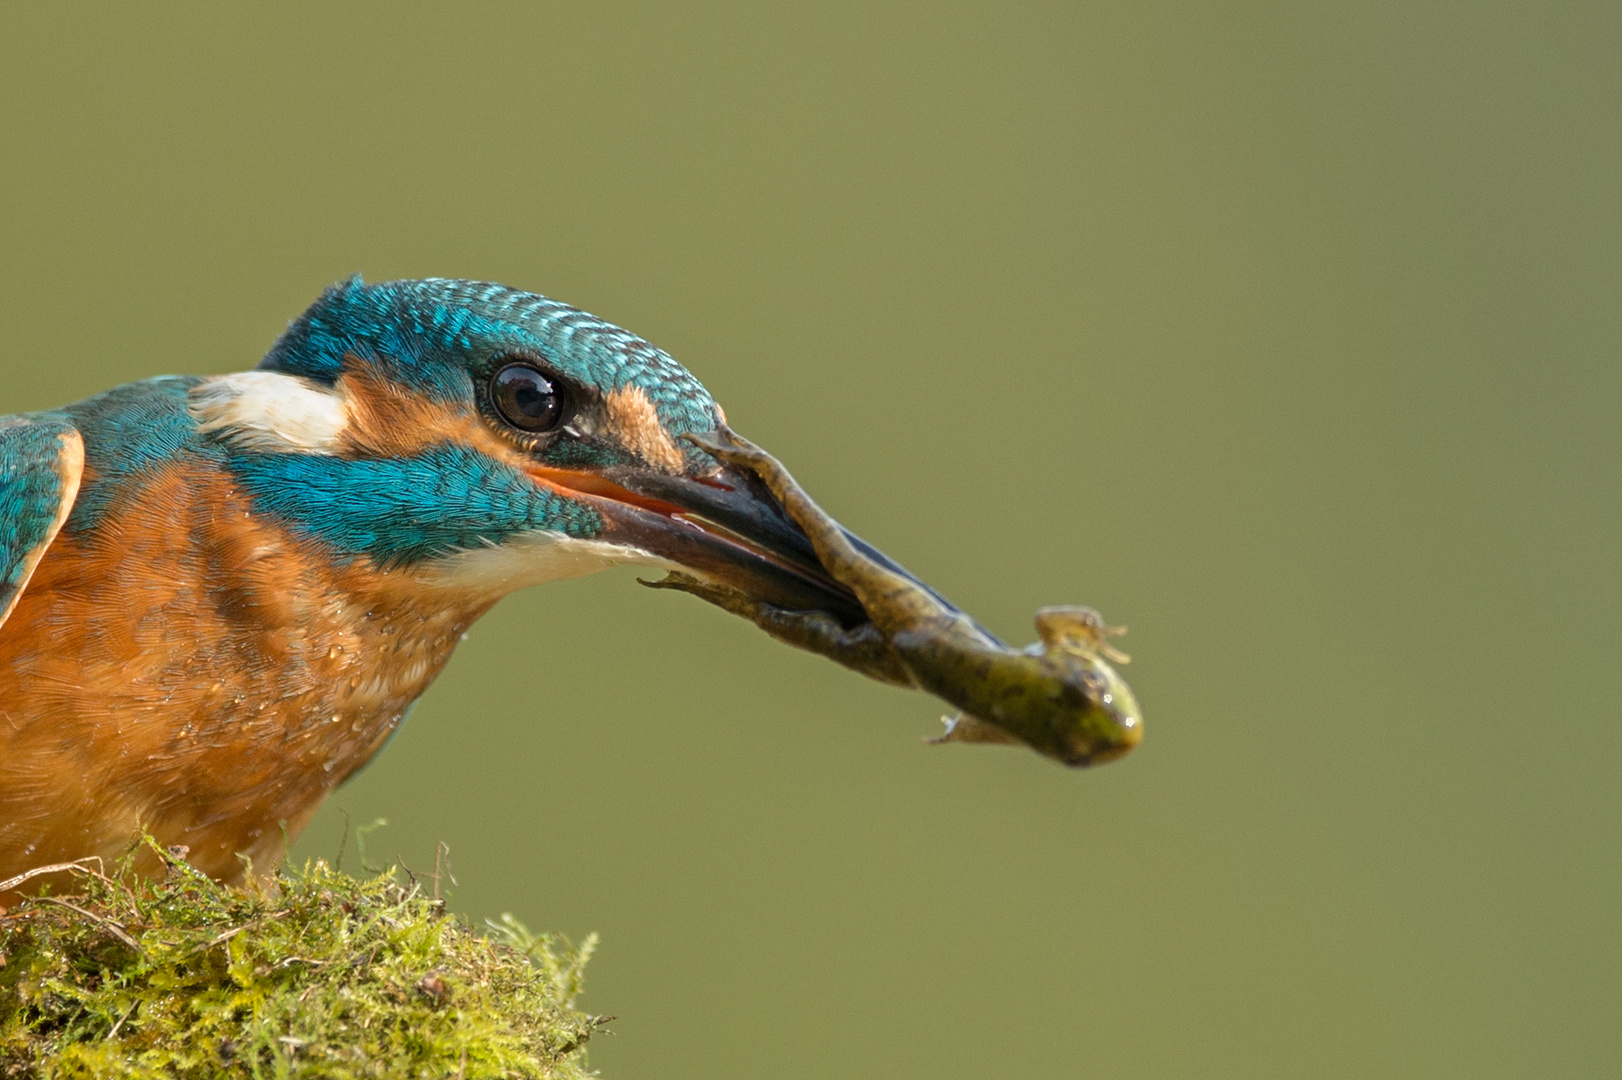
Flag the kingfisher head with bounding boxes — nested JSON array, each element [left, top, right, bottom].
[[188, 275, 862, 619]]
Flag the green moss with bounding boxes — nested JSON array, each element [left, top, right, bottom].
[[0, 844, 606, 1078]]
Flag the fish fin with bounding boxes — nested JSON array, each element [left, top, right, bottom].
[[927, 713, 1023, 746]]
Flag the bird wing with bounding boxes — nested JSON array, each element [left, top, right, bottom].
[[0, 416, 84, 630]]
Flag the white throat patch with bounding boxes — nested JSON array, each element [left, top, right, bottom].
[[415, 532, 681, 597], [189, 371, 351, 453]]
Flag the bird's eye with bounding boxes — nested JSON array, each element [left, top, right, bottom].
[[491, 363, 566, 433]]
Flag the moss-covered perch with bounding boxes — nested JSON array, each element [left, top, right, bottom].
[[0, 845, 606, 1078]]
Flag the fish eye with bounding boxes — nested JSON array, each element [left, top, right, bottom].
[[491, 363, 566, 433]]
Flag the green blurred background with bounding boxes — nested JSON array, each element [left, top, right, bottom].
[[3, 3, 1617, 1076]]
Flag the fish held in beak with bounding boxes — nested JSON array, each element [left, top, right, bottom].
[[636, 427, 1145, 769]]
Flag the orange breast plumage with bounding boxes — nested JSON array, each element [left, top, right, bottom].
[[0, 453, 492, 893]]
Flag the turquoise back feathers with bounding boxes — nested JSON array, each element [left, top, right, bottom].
[[0, 417, 82, 624]]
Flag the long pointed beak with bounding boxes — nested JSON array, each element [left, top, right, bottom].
[[523, 454, 894, 628]]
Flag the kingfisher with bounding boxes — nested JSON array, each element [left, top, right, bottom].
[[0, 276, 882, 899]]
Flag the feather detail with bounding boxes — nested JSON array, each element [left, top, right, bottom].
[[189, 371, 351, 454]]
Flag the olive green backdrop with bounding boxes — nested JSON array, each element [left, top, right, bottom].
[[3, 4, 1616, 1076]]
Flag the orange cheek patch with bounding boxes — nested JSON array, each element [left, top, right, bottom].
[[335, 361, 526, 469], [604, 384, 685, 472]]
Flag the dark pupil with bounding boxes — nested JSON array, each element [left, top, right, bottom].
[[493, 365, 562, 432]]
